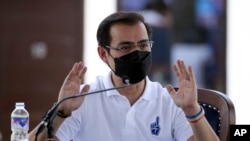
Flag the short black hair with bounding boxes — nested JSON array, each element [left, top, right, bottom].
[[96, 11, 152, 48]]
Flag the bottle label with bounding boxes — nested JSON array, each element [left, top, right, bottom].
[[12, 117, 29, 128]]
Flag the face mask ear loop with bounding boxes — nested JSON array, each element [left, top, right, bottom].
[[106, 51, 117, 75]]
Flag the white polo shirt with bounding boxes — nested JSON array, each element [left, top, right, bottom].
[[56, 71, 193, 141]]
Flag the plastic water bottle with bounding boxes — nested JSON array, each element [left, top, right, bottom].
[[11, 102, 29, 141]]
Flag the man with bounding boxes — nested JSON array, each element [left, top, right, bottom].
[[29, 11, 219, 141]]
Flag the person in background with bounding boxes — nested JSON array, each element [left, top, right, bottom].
[[29, 11, 219, 141], [142, 0, 173, 85]]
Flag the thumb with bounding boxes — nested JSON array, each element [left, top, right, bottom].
[[166, 84, 176, 96], [80, 84, 90, 94]]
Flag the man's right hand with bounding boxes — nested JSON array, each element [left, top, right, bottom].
[[57, 61, 90, 115]]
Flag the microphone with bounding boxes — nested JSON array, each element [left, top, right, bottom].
[[122, 75, 130, 84], [35, 76, 130, 138]]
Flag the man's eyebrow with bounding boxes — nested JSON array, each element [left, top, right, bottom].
[[118, 39, 149, 45], [138, 39, 150, 43], [118, 41, 133, 45]]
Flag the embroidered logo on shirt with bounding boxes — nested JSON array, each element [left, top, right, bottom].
[[150, 116, 160, 136]]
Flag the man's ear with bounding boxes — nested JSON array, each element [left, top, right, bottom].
[[97, 46, 108, 63]]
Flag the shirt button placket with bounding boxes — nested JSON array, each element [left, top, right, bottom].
[[123, 106, 137, 141]]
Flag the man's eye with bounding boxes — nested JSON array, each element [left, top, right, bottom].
[[120, 45, 132, 50], [139, 43, 149, 48]]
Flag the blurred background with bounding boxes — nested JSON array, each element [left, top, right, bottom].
[[0, 0, 249, 140], [0, 1, 83, 140], [118, 0, 227, 91]]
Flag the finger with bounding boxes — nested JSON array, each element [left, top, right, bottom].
[[72, 85, 90, 106], [188, 65, 196, 84], [166, 84, 176, 96], [64, 63, 78, 82], [75, 62, 84, 75], [177, 60, 183, 74], [73, 62, 80, 72], [80, 84, 90, 94], [173, 64, 182, 83], [156, 116, 159, 124], [77, 66, 87, 84], [71, 62, 86, 84], [180, 60, 190, 80]]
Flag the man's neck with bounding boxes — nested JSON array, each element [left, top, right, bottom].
[[118, 80, 146, 106], [111, 74, 146, 105]]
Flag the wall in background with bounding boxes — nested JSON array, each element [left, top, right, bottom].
[[227, 0, 250, 124]]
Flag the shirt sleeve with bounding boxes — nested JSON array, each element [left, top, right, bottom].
[[56, 103, 85, 140], [172, 107, 193, 141]]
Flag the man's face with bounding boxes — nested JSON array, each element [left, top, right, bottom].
[[107, 22, 151, 69]]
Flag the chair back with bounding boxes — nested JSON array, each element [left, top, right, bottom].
[[175, 88, 236, 141], [198, 88, 235, 141]]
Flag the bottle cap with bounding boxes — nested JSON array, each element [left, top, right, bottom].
[[15, 102, 25, 107]]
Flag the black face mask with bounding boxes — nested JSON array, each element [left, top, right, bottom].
[[111, 51, 152, 84]]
